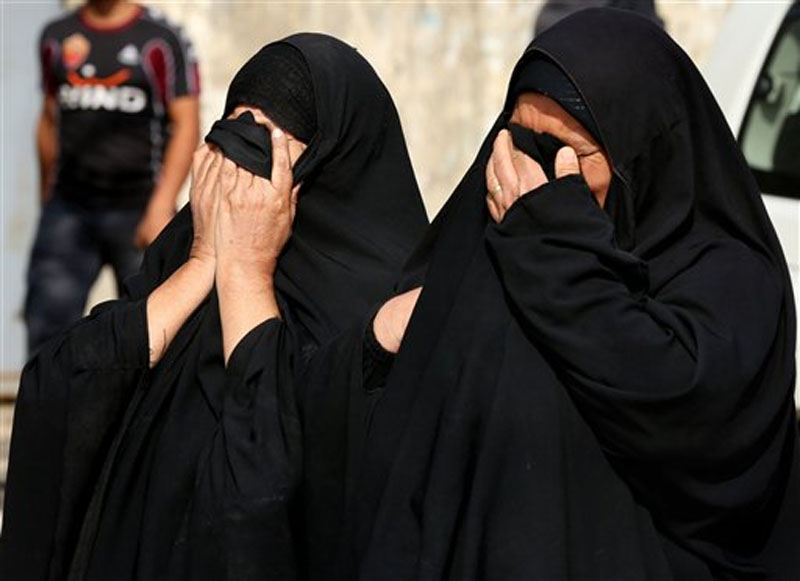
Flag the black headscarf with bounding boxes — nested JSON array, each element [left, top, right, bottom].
[[223, 42, 317, 143], [301, 9, 800, 579], [205, 43, 317, 177], [130, 33, 427, 345], [0, 33, 427, 581]]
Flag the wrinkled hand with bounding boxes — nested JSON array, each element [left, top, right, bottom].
[[215, 128, 298, 277], [187, 143, 223, 265], [485, 129, 580, 223], [373, 286, 422, 354], [134, 198, 175, 249]]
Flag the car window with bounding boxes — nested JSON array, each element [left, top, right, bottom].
[[739, 2, 800, 198]]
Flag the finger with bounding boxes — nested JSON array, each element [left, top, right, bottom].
[[513, 146, 548, 192], [205, 151, 225, 189], [220, 158, 238, 195], [235, 165, 254, 201], [491, 131, 519, 210], [270, 128, 293, 197], [485, 153, 498, 193], [486, 194, 502, 223], [555, 146, 581, 178], [485, 155, 503, 206], [288, 183, 302, 222], [193, 144, 214, 182], [253, 175, 270, 197]]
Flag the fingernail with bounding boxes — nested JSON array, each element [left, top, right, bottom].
[[562, 147, 578, 164], [272, 128, 283, 139]]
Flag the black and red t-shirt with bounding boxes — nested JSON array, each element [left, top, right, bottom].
[[40, 5, 200, 207]]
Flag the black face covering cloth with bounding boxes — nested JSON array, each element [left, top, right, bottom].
[[300, 9, 800, 580], [0, 33, 428, 581], [508, 123, 565, 180], [205, 111, 274, 177]]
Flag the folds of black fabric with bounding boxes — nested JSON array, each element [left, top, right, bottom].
[[0, 33, 428, 581], [0, 302, 149, 581], [300, 9, 800, 580]]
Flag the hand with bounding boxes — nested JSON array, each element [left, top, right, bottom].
[[215, 128, 298, 278], [485, 129, 581, 223], [188, 143, 223, 265], [134, 197, 176, 248], [373, 286, 422, 354]]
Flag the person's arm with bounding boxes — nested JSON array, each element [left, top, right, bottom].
[[373, 287, 422, 354], [215, 128, 295, 364], [484, 134, 786, 458], [135, 96, 200, 248], [37, 95, 58, 205], [146, 143, 219, 367]]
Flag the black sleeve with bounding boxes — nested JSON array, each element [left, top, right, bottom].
[[182, 318, 301, 580], [363, 314, 395, 393], [296, 317, 380, 578], [0, 300, 149, 581], [485, 175, 783, 460], [182, 313, 393, 579]]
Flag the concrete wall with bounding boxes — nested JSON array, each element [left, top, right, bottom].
[[1, 1, 62, 382], [141, 0, 736, 217], [1, 0, 737, 378]]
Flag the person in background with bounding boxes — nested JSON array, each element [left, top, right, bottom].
[[26, 0, 199, 354], [534, 0, 663, 35]]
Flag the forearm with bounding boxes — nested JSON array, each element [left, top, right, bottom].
[[487, 176, 779, 396], [216, 261, 281, 365], [146, 256, 215, 367], [487, 177, 695, 391], [37, 115, 57, 204]]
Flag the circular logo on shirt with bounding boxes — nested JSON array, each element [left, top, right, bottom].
[[62, 33, 90, 70]]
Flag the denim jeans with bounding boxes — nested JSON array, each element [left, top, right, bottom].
[[24, 197, 145, 355]]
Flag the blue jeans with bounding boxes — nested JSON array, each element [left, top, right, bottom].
[[24, 197, 145, 355]]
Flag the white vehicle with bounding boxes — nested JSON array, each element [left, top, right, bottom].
[[703, 0, 800, 408]]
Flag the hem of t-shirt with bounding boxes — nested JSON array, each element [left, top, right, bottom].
[[54, 187, 152, 211]]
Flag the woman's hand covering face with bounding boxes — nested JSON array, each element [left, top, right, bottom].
[[486, 130, 581, 223], [187, 105, 305, 278], [188, 144, 223, 266], [215, 127, 299, 275], [485, 92, 611, 223]]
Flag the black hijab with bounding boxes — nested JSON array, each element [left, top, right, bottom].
[[302, 9, 800, 579], [0, 33, 427, 581], [130, 33, 427, 344]]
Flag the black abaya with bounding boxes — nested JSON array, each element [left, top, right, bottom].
[[301, 10, 800, 579], [0, 33, 428, 581]]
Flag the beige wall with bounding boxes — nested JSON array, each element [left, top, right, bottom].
[[136, 1, 543, 216], [65, 0, 735, 314], [65, 0, 735, 217]]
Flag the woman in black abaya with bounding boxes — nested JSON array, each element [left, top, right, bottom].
[[302, 9, 800, 579], [0, 33, 427, 580]]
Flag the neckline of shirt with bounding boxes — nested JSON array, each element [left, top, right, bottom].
[[78, 4, 144, 34]]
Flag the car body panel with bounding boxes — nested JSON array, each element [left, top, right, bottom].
[[703, 0, 800, 407]]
